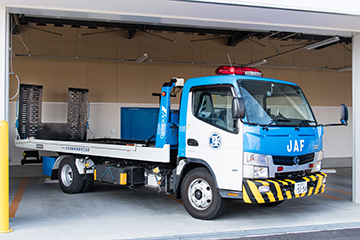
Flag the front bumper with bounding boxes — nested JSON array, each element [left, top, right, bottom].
[[243, 172, 327, 204]]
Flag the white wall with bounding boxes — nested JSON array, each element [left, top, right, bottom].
[[313, 106, 352, 158], [9, 102, 352, 165]]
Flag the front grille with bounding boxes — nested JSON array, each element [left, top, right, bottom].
[[272, 153, 314, 166]]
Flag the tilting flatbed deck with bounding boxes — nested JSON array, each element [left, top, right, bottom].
[[15, 138, 171, 163]]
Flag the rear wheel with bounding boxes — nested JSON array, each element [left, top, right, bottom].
[[181, 167, 227, 220], [59, 157, 84, 194]]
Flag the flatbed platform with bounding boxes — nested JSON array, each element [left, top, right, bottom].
[[15, 138, 170, 163]]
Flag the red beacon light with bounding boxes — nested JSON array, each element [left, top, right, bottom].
[[215, 66, 263, 77]]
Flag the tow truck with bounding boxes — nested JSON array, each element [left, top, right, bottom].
[[14, 66, 348, 219]]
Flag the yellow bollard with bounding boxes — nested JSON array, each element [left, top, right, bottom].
[[0, 121, 13, 233]]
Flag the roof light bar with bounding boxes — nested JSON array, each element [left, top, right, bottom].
[[215, 66, 263, 77], [304, 37, 340, 50]]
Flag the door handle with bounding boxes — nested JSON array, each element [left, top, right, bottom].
[[187, 138, 198, 146]]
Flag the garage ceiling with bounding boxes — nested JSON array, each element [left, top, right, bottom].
[[7, 0, 360, 38], [11, 14, 353, 49], [7, 0, 356, 69]]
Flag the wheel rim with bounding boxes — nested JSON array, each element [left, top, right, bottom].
[[61, 164, 73, 187], [188, 178, 213, 210]]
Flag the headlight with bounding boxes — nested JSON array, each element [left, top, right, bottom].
[[254, 166, 269, 179], [243, 152, 270, 179], [244, 152, 269, 165]]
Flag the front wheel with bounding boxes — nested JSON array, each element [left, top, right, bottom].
[[181, 168, 227, 220], [59, 157, 84, 194]]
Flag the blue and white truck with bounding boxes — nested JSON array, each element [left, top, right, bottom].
[[14, 66, 348, 219]]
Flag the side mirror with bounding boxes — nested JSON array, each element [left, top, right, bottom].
[[232, 98, 245, 119], [341, 104, 348, 126]]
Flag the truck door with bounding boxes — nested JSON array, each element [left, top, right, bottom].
[[185, 85, 243, 191]]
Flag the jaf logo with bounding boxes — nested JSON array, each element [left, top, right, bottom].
[[287, 140, 305, 152], [209, 132, 222, 150]]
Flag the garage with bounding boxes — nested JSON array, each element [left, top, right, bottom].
[[1, 0, 360, 238]]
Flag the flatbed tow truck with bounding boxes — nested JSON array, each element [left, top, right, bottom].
[[14, 66, 348, 219]]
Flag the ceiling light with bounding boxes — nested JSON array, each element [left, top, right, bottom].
[[135, 53, 148, 63], [304, 37, 340, 50], [247, 59, 267, 67], [337, 66, 352, 72]]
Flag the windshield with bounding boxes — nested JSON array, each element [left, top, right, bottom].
[[238, 80, 317, 127]]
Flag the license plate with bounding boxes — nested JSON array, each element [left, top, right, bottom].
[[295, 181, 307, 195]]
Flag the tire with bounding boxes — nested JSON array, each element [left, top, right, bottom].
[[81, 174, 94, 193], [59, 157, 84, 194], [181, 167, 227, 220]]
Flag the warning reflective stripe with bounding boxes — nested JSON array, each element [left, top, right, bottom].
[[314, 174, 324, 194], [286, 191, 292, 199], [243, 186, 251, 203], [321, 173, 327, 193], [285, 179, 296, 184], [320, 183, 326, 193], [278, 180, 289, 185], [310, 175, 317, 181], [303, 177, 310, 182], [247, 180, 265, 203], [94, 169, 97, 180], [254, 180, 269, 185], [243, 181, 257, 203], [307, 187, 314, 196], [268, 180, 284, 201], [265, 192, 276, 202]]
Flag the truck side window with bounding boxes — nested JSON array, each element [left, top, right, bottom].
[[193, 88, 237, 132]]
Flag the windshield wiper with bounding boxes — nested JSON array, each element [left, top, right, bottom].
[[262, 118, 291, 131], [295, 120, 317, 131]]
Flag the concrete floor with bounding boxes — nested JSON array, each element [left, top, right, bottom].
[[3, 167, 359, 240]]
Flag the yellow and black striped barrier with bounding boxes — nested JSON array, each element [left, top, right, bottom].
[[243, 172, 327, 204]]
